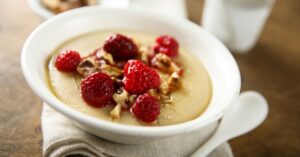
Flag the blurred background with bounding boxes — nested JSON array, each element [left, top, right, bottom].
[[0, 0, 299, 156]]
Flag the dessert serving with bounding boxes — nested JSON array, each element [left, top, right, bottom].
[[22, 7, 242, 144], [48, 31, 212, 126]]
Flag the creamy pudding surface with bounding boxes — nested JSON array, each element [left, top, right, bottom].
[[48, 30, 212, 126]]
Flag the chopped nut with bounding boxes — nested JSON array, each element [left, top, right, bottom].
[[160, 95, 174, 104], [169, 62, 181, 74], [76, 58, 98, 77], [96, 50, 115, 65], [139, 46, 151, 64], [168, 72, 181, 90], [151, 53, 172, 72], [157, 71, 169, 82], [110, 104, 122, 119], [147, 89, 160, 99], [158, 72, 181, 94], [100, 64, 123, 77], [79, 58, 95, 67], [159, 81, 170, 95], [95, 59, 107, 67], [151, 53, 183, 74], [113, 88, 129, 108], [147, 89, 156, 95]]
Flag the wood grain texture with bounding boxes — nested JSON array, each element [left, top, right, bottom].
[[186, 0, 300, 156], [0, 0, 299, 156], [0, 1, 43, 157]]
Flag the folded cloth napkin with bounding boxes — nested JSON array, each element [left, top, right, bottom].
[[42, 105, 233, 157]]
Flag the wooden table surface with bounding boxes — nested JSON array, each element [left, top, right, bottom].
[[0, 0, 299, 156]]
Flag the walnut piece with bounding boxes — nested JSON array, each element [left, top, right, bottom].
[[110, 88, 130, 118], [151, 53, 172, 72], [159, 81, 170, 95], [158, 71, 181, 95], [110, 104, 122, 119], [160, 95, 174, 104], [100, 64, 123, 77], [96, 50, 115, 65], [76, 58, 98, 77], [168, 72, 181, 90], [114, 88, 130, 107], [139, 46, 151, 64], [151, 53, 182, 74], [169, 62, 181, 74], [113, 88, 129, 106], [148, 89, 158, 96]]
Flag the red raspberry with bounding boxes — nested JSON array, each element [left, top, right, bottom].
[[132, 93, 160, 123], [123, 60, 160, 94], [55, 50, 82, 72], [81, 72, 114, 108], [103, 34, 138, 60], [153, 35, 179, 57]]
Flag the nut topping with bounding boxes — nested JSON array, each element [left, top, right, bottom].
[[151, 53, 172, 72], [159, 81, 170, 95], [55, 33, 184, 123], [99, 64, 123, 77], [113, 88, 129, 109], [76, 58, 97, 77], [168, 72, 181, 90], [169, 62, 181, 74], [148, 89, 159, 97], [160, 95, 174, 104], [96, 49, 115, 65], [151, 53, 182, 74], [139, 46, 151, 64], [110, 104, 122, 119]]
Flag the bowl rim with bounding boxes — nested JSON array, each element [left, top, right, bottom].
[[21, 6, 241, 137], [27, 0, 55, 19]]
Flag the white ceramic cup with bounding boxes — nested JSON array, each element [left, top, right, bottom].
[[21, 7, 241, 144], [202, 0, 275, 53]]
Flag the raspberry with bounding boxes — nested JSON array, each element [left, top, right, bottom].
[[55, 50, 82, 72], [131, 93, 160, 123], [81, 72, 114, 108], [123, 60, 160, 94], [153, 35, 179, 57], [103, 34, 138, 60]]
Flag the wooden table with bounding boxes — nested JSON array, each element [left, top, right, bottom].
[[0, 0, 299, 156]]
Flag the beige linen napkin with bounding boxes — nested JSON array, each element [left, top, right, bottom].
[[42, 105, 233, 157]]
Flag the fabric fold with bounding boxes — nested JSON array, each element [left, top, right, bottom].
[[42, 105, 233, 157]]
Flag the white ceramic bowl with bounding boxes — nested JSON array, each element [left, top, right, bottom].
[[21, 7, 241, 144]]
